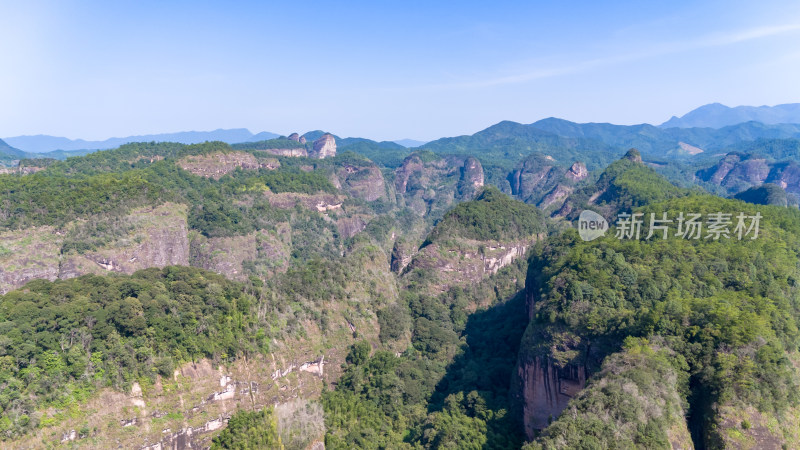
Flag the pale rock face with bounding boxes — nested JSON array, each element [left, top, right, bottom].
[[566, 161, 588, 181], [299, 136, 307, 144], [288, 132, 301, 142], [312, 134, 337, 159], [463, 157, 485, 189], [259, 147, 308, 157]]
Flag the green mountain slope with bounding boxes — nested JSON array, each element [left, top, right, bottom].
[[519, 193, 800, 448]]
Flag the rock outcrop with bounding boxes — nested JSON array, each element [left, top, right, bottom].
[[177, 151, 278, 179], [0, 226, 62, 294], [518, 356, 586, 436], [258, 147, 308, 157], [390, 239, 416, 273], [394, 154, 485, 217], [190, 232, 258, 281], [288, 133, 301, 142], [331, 163, 387, 201], [697, 152, 800, 197], [508, 154, 588, 209], [1, 203, 190, 294], [565, 161, 588, 181], [403, 238, 540, 292], [312, 134, 337, 159]]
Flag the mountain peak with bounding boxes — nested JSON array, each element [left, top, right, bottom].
[[623, 148, 643, 163], [661, 103, 800, 129]]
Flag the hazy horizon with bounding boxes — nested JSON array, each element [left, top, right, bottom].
[[3, 1, 800, 141]]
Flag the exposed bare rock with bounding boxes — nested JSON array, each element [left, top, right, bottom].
[[266, 192, 344, 212], [177, 151, 278, 179], [394, 154, 484, 217], [390, 239, 416, 273], [66, 203, 190, 276], [300, 136, 307, 144], [288, 132, 301, 142], [509, 154, 587, 209], [312, 134, 337, 159], [460, 157, 484, 196], [696, 152, 800, 196], [624, 148, 643, 163], [259, 147, 308, 157], [403, 236, 541, 292], [538, 184, 574, 209], [518, 356, 586, 438], [333, 164, 387, 201], [1, 203, 191, 293], [1, 165, 46, 175], [678, 141, 704, 155], [337, 216, 367, 239], [713, 403, 800, 449], [190, 232, 258, 281], [565, 161, 588, 181], [700, 153, 741, 184], [0, 226, 62, 294]]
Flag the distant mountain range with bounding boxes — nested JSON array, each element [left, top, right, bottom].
[[661, 103, 800, 128], [3, 129, 281, 153], [3, 129, 430, 154]]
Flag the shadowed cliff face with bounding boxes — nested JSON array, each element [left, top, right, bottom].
[[507, 154, 588, 210], [518, 356, 586, 436], [393, 153, 485, 217]]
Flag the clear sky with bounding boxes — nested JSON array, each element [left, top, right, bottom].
[[2, 0, 800, 141]]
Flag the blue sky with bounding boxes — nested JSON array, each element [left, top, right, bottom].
[[2, 0, 800, 141]]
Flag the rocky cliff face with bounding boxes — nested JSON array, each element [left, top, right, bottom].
[[259, 147, 308, 157], [312, 134, 337, 159], [390, 239, 416, 273], [0, 226, 62, 294], [336, 216, 367, 239], [518, 355, 586, 436], [177, 151, 279, 179], [190, 232, 259, 281], [565, 161, 588, 181], [403, 237, 540, 292], [459, 156, 485, 197], [63, 203, 190, 277], [697, 152, 800, 196], [394, 154, 485, 217], [26, 351, 331, 450], [507, 155, 587, 209], [331, 163, 387, 201], [1, 203, 190, 294]]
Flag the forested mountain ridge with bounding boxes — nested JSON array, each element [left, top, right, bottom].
[[4, 114, 800, 448]]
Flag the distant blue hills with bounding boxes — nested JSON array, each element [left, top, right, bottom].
[[3, 129, 281, 153], [661, 103, 800, 129]]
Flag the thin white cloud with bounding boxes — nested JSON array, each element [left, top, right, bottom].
[[425, 22, 800, 90]]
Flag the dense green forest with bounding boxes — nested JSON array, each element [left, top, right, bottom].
[[0, 267, 262, 438], [424, 186, 546, 244], [522, 195, 800, 447]]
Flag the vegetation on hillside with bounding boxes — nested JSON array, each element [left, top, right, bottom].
[[322, 256, 531, 449], [0, 267, 262, 438], [424, 187, 546, 244], [522, 195, 800, 447]]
